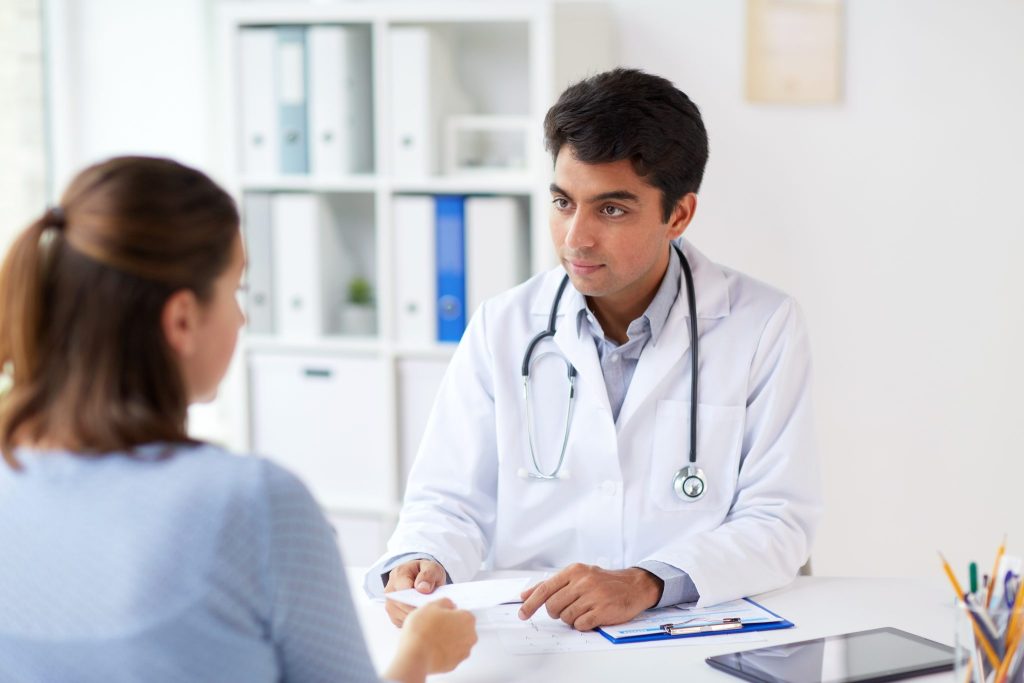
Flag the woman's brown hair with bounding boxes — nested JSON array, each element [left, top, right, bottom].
[[0, 156, 239, 467]]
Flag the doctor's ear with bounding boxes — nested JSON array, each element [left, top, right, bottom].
[[162, 288, 202, 358], [666, 193, 698, 240]]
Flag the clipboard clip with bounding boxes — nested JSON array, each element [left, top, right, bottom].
[[660, 616, 743, 636]]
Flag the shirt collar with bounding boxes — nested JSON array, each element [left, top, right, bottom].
[[575, 245, 681, 345]]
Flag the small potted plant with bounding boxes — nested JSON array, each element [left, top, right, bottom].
[[340, 276, 376, 336]]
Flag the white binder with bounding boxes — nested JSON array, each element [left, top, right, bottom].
[[271, 193, 333, 337], [388, 27, 469, 178], [392, 195, 436, 344], [238, 28, 279, 176], [241, 193, 274, 333], [465, 196, 528, 317], [308, 25, 373, 176]]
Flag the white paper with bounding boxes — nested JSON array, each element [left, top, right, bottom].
[[479, 605, 766, 655], [379, 577, 535, 611], [598, 598, 783, 641]]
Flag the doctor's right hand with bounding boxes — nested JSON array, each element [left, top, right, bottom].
[[384, 559, 449, 627]]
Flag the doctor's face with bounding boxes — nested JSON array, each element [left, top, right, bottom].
[[549, 146, 693, 310]]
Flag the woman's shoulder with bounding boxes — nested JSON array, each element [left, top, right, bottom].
[[160, 443, 315, 507]]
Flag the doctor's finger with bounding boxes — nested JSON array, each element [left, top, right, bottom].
[[543, 583, 584, 620], [571, 607, 603, 632], [414, 561, 446, 593], [384, 561, 421, 592], [518, 574, 571, 620], [553, 594, 589, 626], [385, 599, 415, 628]]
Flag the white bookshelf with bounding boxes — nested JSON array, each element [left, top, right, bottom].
[[215, 0, 612, 564]]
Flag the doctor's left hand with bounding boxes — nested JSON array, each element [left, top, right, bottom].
[[517, 563, 663, 631]]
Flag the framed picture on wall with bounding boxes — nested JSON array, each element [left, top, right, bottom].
[[745, 0, 844, 104]]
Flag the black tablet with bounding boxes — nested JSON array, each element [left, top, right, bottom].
[[706, 627, 955, 683]]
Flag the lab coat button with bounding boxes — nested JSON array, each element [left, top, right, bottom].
[[596, 556, 610, 567], [600, 480, 616, 496]]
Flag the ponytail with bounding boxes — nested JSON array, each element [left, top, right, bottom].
[[0, 210, 64, 467]]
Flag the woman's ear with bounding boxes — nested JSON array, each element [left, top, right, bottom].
[[162, 289, 201, 359]]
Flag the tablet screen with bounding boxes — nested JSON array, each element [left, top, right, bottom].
[[706, 627, 954, 683]]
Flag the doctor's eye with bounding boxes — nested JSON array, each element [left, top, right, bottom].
[[551, 197, 572, 211], [600, 205, 626, 218]]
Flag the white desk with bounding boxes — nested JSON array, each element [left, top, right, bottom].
[[348, 570, 958, 682]]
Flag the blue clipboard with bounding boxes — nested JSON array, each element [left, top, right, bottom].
[[596, 598, 794, 645]]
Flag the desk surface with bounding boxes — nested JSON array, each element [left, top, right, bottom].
[[348, 570, 957, 682]]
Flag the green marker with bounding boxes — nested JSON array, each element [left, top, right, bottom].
[[969, 562, 979, 594]]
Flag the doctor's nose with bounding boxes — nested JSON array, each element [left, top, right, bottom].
[[563, 211, 597, 250]]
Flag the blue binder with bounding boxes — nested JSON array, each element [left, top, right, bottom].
[[435, 195, 466, 342], [276, 26, 309, 174], [596, 598, 794, 644]]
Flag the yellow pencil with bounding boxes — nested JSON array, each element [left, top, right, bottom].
[[997, 581, 1024, 683], [1006, 574, 1024, 647], [986, 534, 1007, 608], [940, 552, 1001, 669], [996, 631, 1022, 683]]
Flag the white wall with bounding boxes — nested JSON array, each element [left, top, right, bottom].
[[604, 0, 1024, 579], [44, 0, 1024, 579]]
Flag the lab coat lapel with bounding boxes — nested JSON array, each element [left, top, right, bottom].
[[616, 241, 731, 433], [615, 292, 690, 432], [548, 285, 610, 416]]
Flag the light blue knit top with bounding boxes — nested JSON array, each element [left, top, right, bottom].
[[0, 443, 382, 682]]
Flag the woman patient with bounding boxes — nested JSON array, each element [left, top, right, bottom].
[[0, 156, 475, 682]]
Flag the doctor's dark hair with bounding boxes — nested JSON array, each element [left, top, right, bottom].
[[543, 68, 709, 223], [0, 156, 239, 468]]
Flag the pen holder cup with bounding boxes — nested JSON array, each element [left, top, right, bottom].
[[955, 599, 1024, 683]]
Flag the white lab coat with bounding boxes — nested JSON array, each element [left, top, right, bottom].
[[367, 240, 822, 607]]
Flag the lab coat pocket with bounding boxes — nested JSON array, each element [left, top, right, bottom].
[[650, 400, 745, 513]]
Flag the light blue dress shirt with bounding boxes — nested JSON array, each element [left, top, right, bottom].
[[0, 444, 382, 683], [575, 247, 699, 608], [386, 247, 699, 608]]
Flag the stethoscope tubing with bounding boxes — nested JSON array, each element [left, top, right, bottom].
[[521, 243, 699, 486]]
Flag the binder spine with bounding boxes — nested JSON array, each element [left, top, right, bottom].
[[242, 193, 274, 333], [276, 26, 309, 174], [434, 195, 466, 342]]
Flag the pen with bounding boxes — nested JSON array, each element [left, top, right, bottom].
[[940, 552, 1000, 669], [964, 592, 1005, 660], [970, 562, 979, 595], [987, 534, 1007, 608], [661, 616, 742, 636]]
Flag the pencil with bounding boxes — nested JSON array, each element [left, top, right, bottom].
[[996, 631, 1024, 683], [941, 552, 1001, 669], [987, 534, 1007, 608], [1007, 576, 1024, 646]]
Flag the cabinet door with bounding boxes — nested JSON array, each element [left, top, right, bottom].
[[325, 512, 396, 567], [249, 352, 392, 507]]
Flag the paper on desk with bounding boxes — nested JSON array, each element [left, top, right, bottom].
[[479, 604, 766, 655], [598, 597, 782, 641], [378, 577, 537, 611]]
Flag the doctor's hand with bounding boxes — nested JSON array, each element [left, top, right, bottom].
[[384, 559, 448, 627], [517, 563, 663, 631], [384, 598, 477, 683]]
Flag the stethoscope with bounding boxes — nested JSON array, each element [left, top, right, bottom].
[[519, 243, 707, 501]]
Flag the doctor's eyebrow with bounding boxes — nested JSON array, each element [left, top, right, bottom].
[[549, 183, 641, 205]]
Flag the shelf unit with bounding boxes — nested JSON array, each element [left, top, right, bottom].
[[214, 0, 612, 565]]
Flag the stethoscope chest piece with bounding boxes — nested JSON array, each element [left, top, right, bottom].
[[673, 465, 707, 501]]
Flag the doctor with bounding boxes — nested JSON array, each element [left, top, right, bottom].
[[367, 68, 822, 631]]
